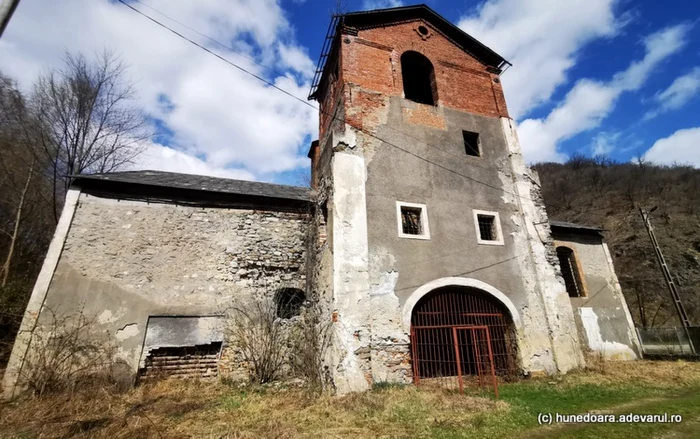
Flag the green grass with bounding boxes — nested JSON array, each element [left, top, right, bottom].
[[217, 391, 249, 410], [426, 380, 699, 439]]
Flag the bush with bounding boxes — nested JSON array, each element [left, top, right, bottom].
[[19, 307, 115, 396]]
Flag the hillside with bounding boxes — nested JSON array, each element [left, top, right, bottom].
[[534, 156, 700, 328]]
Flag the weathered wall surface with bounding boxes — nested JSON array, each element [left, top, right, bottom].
[[22, 193, 309, 382], [312, 16, 585, 390], [339, 21, 509, 120], [553, 231, 641, 360]]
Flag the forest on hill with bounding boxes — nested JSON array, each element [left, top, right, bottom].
[[534, 156, 700, 329]]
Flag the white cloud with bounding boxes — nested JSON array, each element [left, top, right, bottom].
[[611, 24, 690, 91], [592, 131, 622, 156], [362, 0, 403, 11], [136, 142, 256, 180], [516, 24, 690, 163], [459, 0, 623, 119], [0, 0, 318, 181], [645, 67, 700, 119], [277, 43, 315, 79], [644, 127, 700, 166]]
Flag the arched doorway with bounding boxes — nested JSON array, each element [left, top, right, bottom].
[[410, 286, 518, 384]]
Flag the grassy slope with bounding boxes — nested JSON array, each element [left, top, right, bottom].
[[1, 361, 699, 439]]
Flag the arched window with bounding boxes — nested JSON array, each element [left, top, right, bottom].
[[557, 247, 585, 297], [401, 51, 437, 105], [275, 288, 306, 319]]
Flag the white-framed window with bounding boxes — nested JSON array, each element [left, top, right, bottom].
[[472, 209, 504, 246], [396, 201, 430, 240]]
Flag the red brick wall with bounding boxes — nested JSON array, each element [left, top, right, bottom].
[[317, 20, 509, 129]]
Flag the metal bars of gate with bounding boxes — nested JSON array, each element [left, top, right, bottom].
[[411, 324, 499, 398], [410, 287, 518, 377]]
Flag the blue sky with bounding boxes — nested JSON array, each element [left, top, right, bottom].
[[1, 0, 699, 186]]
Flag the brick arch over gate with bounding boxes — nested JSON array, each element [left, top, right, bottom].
[[403, 277, 522, 377]]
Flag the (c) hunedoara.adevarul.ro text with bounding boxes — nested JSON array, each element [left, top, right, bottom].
[[537, 412, 683, 425]]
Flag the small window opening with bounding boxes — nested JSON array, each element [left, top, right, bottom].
[[401, 206, 423, 235], [417, 25, 429, 36], [477, 215, 497, 241], [401, 51, 436, 105], [275, 288, 306, 319], [463, 131, 480, 157], [557, 247, 585, 297]]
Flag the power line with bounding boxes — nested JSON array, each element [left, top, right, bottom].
[[129, 0, 500, 174], [116, 0, 540, 202], [130, 0, 290, 80]]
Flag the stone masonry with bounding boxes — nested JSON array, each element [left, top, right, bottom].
[[3, 192, 309, 395]]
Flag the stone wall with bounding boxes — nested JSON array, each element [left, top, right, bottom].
[[15, 192, 310, 384]]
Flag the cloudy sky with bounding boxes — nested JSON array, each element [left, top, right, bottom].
[[1, 0, 699, 185]]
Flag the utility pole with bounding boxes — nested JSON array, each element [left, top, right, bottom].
[[639, 206, 696, 355], [0, 0, 21, 38]]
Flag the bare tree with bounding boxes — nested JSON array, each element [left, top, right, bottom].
[[28, 50, 151, 221], [0, 73, 52, 288]]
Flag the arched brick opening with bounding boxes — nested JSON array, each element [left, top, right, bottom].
[[410, 286, 518, 379], [401, 51, 437, 105]]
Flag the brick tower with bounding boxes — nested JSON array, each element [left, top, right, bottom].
[[307, 5, 584, 394]]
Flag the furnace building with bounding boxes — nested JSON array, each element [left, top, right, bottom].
[[4, 5, 641, 397]]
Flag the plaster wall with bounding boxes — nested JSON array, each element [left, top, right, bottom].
[[553, 231, 641, 360], [355, 96, 585, 378]]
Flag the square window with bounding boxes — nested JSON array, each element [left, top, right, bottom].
[[396, 201, 430, 240], [463, 131, 480, 157], [401, 207, 423, 235], [477, 215, 496, 241], [472, 210, 504, 245]]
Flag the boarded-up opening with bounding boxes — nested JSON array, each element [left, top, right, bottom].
[[138, 316, 225, 381], [140, 342, 222, 381]]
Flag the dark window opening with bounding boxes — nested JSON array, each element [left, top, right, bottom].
[[417, 25, 429, 36], [401, 206, 423, 235], [401, 51, 436, 105], [557, 247, 584, 297], [463, 131, 480, 156], [477, 215, 497, 241], [275, 288, 306, 319]]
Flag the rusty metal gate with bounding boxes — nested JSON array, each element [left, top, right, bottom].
[[410, 286, 519, 395]]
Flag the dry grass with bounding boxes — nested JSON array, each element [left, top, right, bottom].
[[1, 360, 699, 439], [0, 379, 505, 439], [567, 358, 700, 387]]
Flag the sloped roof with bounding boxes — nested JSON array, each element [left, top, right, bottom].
[[343, 5, 508, 68], [310, 4, 510, 100], [549, 220, 604, 232], [73, 170, 311, 202]]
